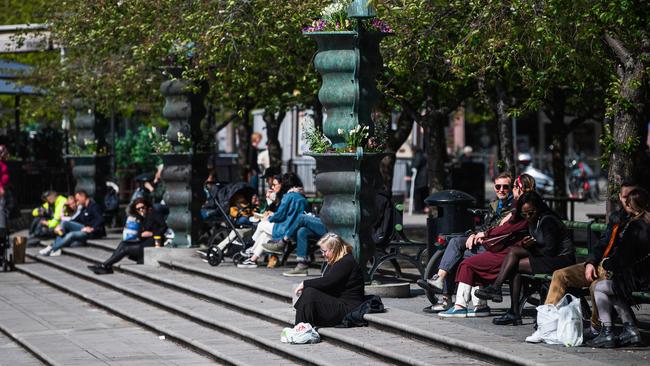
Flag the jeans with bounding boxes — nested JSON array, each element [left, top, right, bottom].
[[295, 215, 327, 261], [438, 235, 485, 294], [594, 279, 635, 325], [52, 221, 88, 251]]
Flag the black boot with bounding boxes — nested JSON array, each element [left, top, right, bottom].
[[619, 323, 643, 347], [492, 309, 522, 325], [474, 285, 503, 303], [587, 325, 617, 348], [583, 326, 600, 342]]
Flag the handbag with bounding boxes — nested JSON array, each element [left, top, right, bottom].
[[481, 231, 526, 253]]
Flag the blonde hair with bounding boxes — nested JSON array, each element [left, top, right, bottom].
[[317, 233, 353, 264]]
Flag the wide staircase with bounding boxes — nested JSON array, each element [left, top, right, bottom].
[[0, 233, 620, 366]]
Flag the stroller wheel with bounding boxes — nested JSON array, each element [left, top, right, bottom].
[[207, 246, 224, 267]]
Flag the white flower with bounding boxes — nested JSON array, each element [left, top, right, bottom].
[[337, 128, 344, 135]]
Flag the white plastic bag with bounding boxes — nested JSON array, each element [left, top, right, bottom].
[[556, 294, 583, 347], [280, 322, 320, 344], [534, 303, 562, 345], [530, 294, 582, 346]]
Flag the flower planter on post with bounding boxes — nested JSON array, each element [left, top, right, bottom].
[[67, 99, 109, 207], [158, 69, 208, 247], [304, 0, 391, 274]]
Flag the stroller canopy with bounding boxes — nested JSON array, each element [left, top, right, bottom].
[[215, 182, 256, 209]]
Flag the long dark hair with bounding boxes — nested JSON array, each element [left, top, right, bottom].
[[626, 187, 650, 222], [128, 197, 151, 216], [280, 172, 303, 195]]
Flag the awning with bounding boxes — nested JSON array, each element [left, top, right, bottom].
[[0, 78, 40, 95]]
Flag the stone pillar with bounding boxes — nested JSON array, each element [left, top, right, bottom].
[[158, 71, 208, 247], [68, 99, 108, 207]]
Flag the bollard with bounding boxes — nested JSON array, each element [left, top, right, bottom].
[[13, 236, 27, 264]]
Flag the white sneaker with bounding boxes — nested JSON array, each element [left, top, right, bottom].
[[430, 297, 453, 312], [237, 258, 258, 268], [525, 329, 543, 343], [427, 274, 445, 292], [39, 245, 52, 256], [49, 249, 62, 257]]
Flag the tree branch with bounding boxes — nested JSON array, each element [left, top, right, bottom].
[[604, 34, 632, 65]]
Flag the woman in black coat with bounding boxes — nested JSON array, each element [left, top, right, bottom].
[[88, 198, 167, 275], [293, 233, 364, 327], [475, 191, 576, 324], [588, 187, 650, 348]]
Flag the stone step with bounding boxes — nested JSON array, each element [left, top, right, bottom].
[[0, 325, 45, 366], [18, 259, 302, 366], [23, 250, 390, 366], [35, 246, 497, 366], [0, 271, 212, 366], [159, 258, 609, 366]]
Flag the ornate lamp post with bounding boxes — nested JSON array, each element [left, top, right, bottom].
[[158, 68, 208, 247], [304, 0, 391, 273]]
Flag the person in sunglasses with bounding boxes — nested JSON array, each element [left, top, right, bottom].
[[418, 172, 515, 312], [88, 198, 167, 275], [293, 233, 364, 327]]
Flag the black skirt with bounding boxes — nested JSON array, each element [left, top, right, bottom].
[[294, 287, 356, 327]]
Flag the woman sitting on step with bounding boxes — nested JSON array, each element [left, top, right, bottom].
[[88, 198, 167, 275], [293, 233, 364, 327]]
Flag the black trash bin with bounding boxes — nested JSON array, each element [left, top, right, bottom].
[[425, 189, 476, 238]]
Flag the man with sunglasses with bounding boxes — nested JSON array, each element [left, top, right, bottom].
[[418, 172, 514, 313], [89, 198, 167, 275]]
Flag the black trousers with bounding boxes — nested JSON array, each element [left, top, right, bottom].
[[103, 237, 154, 268], [294, 287, 352, 327]]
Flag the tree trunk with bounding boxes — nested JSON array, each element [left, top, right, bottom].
[[604, 35, 648, 214], [424, 112, 448, 193], [379, 112, 413, 192], [236, 109, 252, 181], [495, 82, 515, 178], [263, 109, 286, 172]]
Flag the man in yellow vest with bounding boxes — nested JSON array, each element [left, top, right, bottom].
[[30, 191, 67, 239]]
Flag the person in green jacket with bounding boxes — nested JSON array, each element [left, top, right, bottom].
[[29, 191, 67, 238]]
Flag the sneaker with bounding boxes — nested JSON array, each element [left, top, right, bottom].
[[427, 274, 444, 292], [237, 258, 258, 268], [474, 285, 503, 303], [438, 307, 467, 318], [525, 329, 543, 343], [38, 245, 52, 256], [49, 249, 62, 257], [467, 306, 491, 317], [262, 240, 286, 254], [283, 263, 309, 277], [423, 297, 453, 313]]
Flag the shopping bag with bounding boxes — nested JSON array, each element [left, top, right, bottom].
[[534, 303, 562, 345], [556, 294, 583, 347], [280, 322, 320, 344]]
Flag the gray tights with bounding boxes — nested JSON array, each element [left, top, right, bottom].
[[593, 279, 634, 326]]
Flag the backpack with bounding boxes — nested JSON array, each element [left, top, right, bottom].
[[104, 187, 119, 213]]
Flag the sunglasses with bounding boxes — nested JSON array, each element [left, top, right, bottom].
[[495, 184, 510, 191], [135, 206, 146, 211]]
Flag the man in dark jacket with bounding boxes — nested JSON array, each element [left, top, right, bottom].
[[542, 181, 635, 340], [39, 190, 105, 256], [89, 198, 167, 274]]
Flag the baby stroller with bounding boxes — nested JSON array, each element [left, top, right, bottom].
[[200, 181, 256, 266]]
